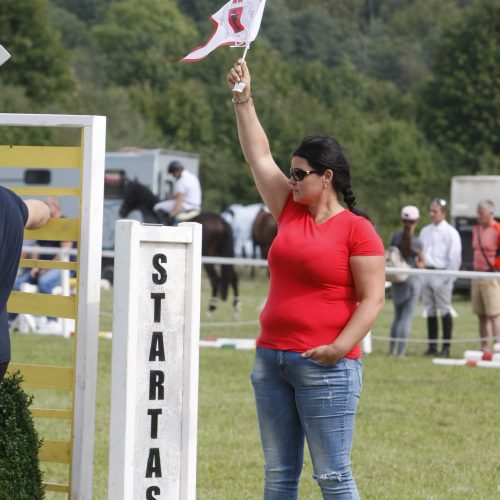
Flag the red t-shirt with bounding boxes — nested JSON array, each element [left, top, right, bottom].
[[258, 196, 385, 358]]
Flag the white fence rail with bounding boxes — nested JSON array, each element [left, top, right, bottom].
[[22, 245, 499, 280]]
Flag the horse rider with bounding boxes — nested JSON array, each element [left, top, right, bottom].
[[153, 161, 201, 224]]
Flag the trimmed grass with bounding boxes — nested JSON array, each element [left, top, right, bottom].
[[10, 274, 500, 499]]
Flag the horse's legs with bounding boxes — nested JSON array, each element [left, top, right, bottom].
[[250, 243, 257, 280], [155, 210, 172, 226], [204, 264, 219, 317], [231, 270, 241, 319]]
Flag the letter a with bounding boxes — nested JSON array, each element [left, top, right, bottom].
[[149, 332, 165, 362], [145, 448, 162, 478]]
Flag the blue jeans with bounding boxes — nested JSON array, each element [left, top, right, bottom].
[[251, 347, 362, 500], [390, 277, 421, 356], [12, 269, 63, 321], [14, 269, 62, 294]]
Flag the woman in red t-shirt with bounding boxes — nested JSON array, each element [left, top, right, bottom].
[[227, 60, 386, 499]]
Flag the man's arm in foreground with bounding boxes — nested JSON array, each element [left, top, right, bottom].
[[24, 199, 50, 229]]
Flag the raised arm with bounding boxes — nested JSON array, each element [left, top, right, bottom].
[[24, 199, 50, 229], [227, 59, 290, 219]]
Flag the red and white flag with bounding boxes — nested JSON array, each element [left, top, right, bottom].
[[180, 0, 267, 62]]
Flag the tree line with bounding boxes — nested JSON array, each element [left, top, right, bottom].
[[1, 0, 499, 239]]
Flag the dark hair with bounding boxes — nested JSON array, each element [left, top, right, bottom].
[[292, 135, 369, 220], [401, 223, 413, 259]]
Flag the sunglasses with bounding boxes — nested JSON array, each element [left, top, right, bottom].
[[289, 168, 324, 182]]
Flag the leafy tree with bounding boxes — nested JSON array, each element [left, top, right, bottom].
[[420, 0, 500, 174], [153, 80, 215, 149], [364, 0, 462, 91], [260, 0, 296, 59], [51, 0, 118, 25], [49, 5, 93, 49], [0, 0, 76, 103], [175, 0, 221, 23], [350, 116, 448, 238], [94, 0, 197, 90], [291, 59, 413, 121], [289, 6, 342, 64], [76, 84, 165, 150], [0, 85, 56, 145]]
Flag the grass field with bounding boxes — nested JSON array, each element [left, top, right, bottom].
[[10, 270, 500, 499]]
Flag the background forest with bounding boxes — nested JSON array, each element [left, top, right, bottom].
[[1, 0, 500, 237]]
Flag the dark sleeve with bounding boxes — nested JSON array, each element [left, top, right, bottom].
[[388, 232, 397, 247], [0, 187, 28, 307], [389, 231, 402, 248]]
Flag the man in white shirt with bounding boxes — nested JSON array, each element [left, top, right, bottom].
[[153, 161, 202, 223], [419, 198, 462, 357]]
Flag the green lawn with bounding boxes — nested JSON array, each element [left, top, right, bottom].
[[10, 272, 500, 499]]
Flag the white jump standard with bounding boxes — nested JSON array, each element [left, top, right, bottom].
[[108, 220, 202, 500]]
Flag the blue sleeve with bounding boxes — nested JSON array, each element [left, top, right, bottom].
[[0, 187, 28, 363]]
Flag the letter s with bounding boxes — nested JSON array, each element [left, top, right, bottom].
[[152, 254, 167, 284], [146, 486, 161, 499]]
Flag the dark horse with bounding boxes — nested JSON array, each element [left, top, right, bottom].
[[119, 179, 240, 317], [252, 207, 278, 260], [250, 207, 277, 279]]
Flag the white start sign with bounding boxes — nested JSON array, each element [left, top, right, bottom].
[[108, 221, 201, 500]]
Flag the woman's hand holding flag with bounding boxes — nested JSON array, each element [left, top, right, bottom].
[[227, 59, 252, 101]]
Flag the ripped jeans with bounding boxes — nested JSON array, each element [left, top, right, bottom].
[[251, 347, 362, 500]]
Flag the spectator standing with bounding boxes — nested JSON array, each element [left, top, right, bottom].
[[153, 161, 201, 222], [471, 199, 500, 352], [419, 198, 462, 357], [0, 187, 50, 380], [388, 205, 425, 357]]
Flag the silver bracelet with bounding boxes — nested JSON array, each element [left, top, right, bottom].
[[232, 94, 252, 104]]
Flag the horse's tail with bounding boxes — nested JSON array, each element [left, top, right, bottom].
[[219, 219, 236, 301]]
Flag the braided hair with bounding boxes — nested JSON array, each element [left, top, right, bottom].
[[292, 135, 370, 221]]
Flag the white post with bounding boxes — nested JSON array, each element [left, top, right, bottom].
[[72, 115, 106, 499], [60, 249, 73, 338], [108, 220, 202, 500], [362, 331, 372, 354]]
